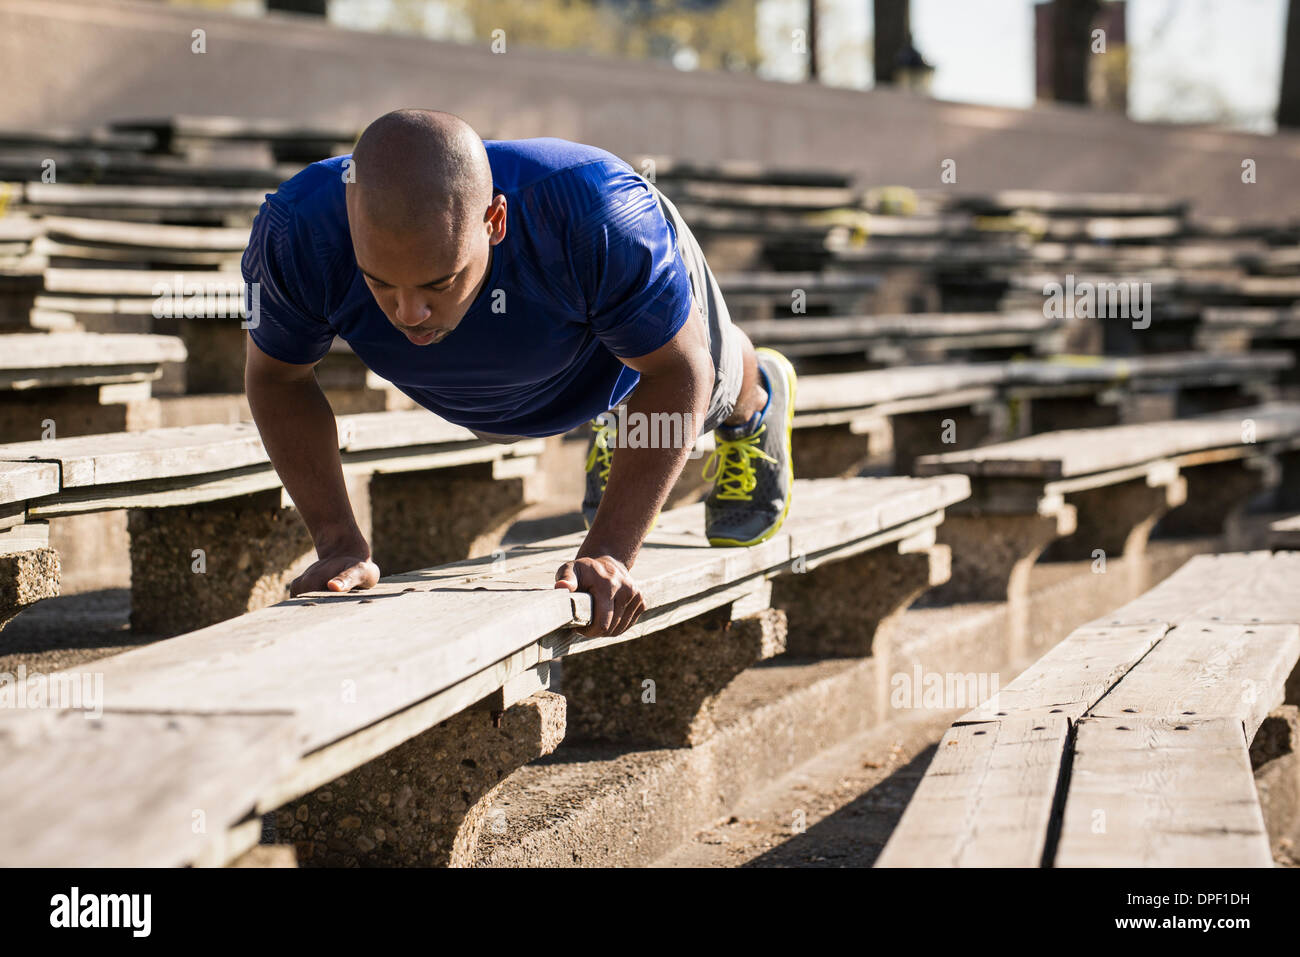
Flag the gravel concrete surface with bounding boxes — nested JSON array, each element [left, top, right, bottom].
[[654, 707, 960, 867]]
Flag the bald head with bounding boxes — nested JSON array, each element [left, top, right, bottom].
[[346, 109, 506, 347], [347, 109, 493, 234]]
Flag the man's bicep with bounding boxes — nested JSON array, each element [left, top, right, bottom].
[[245, 331, 319, 385], [573, 181, 695, 360], [241, 200, 337, 366], [617, 300, 710, 377]]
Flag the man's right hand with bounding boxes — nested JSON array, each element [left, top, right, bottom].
[[290, 555, 380, 596]]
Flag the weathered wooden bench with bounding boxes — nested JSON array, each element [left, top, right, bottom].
[[0, 474, 967, 866], [0, 462, 61, 631], [0, 332, 186, 439], [27, 216, 249, 270], [877, 551, 1300, 867], [111, 115, 358, 165], [12, 182, 267, 226], [716, 271, 881, 320], [9, 268, 248, 392], [949, 189, 1189, 219], [1270, 514, 1300, 549], [787, 353, 1293, 478], [914, 402, 1300, 654], [738, 310, 1065, 366], [0, 411, 545, 634], [1004, 351, 1293, 429]]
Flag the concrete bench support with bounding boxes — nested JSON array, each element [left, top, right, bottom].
[[0, 524, 60, 631], [774, 543, 949, 659], [1278, 449, 1300, 512], [1160, 459, 1266, 537], [1046, 474, 1187, 596], [281, 691, 565, 868], [928, 506, 1077, 656], [563, 602, 787, 748], [369, 460, 544, 574], [1252, 705, 1300, 866], [1027, 394, 1121, 433], [791, 424, 871, 479], [774, 543, 950, 726], [0, 389, 162, 441], [890, 407, 995, 475], [128, 488, 314, 635]]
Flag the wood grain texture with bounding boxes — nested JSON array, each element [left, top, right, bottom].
[[1055, 717, 1271, 867], [917, 403, 1300, 479], [875, 717, 1071, 867], [0, 709, 300, 867]]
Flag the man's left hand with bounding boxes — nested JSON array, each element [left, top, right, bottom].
[[554, 555, 646, 638]]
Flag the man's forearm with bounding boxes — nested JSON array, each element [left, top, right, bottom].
[[246, 375, 367, 556], [579, 364, 710, 568]]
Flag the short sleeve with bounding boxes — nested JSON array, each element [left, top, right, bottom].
[[570, 174, 693, 359], [241, 196, 336, 365]]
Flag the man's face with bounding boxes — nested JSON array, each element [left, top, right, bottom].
[[349, 201, 497, 347]]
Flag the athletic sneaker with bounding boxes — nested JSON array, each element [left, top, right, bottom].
[[581, 412, 617, 530], [702, 348, 797, 546]]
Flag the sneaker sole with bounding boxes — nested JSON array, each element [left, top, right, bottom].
[[707, 347, 798, 547]]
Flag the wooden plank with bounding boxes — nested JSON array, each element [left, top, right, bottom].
[[1006, 352, 1292, 389], [0, 709, 300, 867], [918, 402, 1300, 479], [40, 216, 249, 251], [0, 410, 512, 491], [0, 332, 186, 370], [0, 422, 270, 487], [741, 311, 1055, 344], [793, 387, 997, 429], [959, 624, 1168, 723], [42, 268, 243, 296], [955, 190, 1186, 216], [59, 477, 967, 754], [1055, 717, 1271, 867], [1270, 514, 1300, 548], [717, 272, 880, 295], [795, 364, 1010, 412], [23, 183, 266, 211], [1171, 550, 1300, 624], [112, 114, 358, 144], [1097, 552, 1289, 627], [1088, 622, 1300, 740], [875, 717, 1071, 867], [0, 460, 60, 505]]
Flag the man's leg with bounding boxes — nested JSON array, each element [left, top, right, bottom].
[[702, 337, 797, 547], [721, 328, 767, 427]]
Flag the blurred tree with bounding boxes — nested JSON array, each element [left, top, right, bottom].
[[873, 0, 908, 85], [268, 0, 327, 13], [444, 0, 758, 71], [1281, 0, 1300, 128], [807, 0, 819, 81], [1050, 0, 1101, 104]]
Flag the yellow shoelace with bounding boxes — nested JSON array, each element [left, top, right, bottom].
[[702, 425, 777, 502], [584, 419, 616, 492]]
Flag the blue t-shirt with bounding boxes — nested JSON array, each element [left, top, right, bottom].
[[241, 138, 693, 437]]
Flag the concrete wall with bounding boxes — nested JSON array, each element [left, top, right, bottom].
[[2, 0, 1299, 220]]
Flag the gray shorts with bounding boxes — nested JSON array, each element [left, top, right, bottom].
[[470, 175, 744, 444]]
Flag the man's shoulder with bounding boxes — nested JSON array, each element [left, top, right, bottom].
[[259, 155, 349, 227], [488, 138, 651, 227], [241, 156, 352, 304], [486, 137, 628, 189]]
